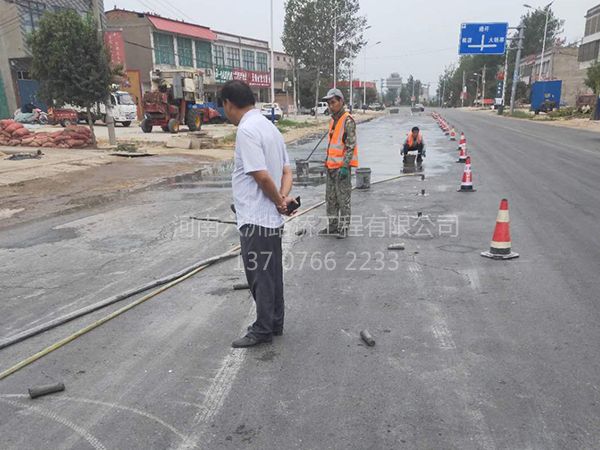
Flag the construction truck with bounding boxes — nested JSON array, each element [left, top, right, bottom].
[[140, 69, 204, 133]]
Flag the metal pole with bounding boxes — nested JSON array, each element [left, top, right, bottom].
[[510, 24, 525, 115], [92, 0, 116, 146], [501, 46, 509, 106], [482, 64, 486, 107], [461, 70, 465, 107], [475, 75, 479, 107], [349, 63, 353, 111], [539, 3, 553, 80], [333, 5, 337, 89], [363, 51, 367, 108], [270, 0, 275, 103], [441, 78, 446, 107]]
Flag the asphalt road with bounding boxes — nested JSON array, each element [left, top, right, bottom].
[[1, 108, 599, 449]]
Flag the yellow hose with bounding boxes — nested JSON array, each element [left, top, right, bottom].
[[0, 171, 419, 381]]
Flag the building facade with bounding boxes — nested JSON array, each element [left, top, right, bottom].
[[519, 46, 591, 106], [0, 0, 103, 118], [273, 51, 295, 112], [578, 4, 600, 69]]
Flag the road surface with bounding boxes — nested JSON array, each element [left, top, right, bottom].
[[1, 108, 599, 449]]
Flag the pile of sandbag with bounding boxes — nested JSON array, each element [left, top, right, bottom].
[[0, 120, 93, 148]]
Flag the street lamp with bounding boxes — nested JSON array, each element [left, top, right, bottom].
[[473, 72, 481, 105], [524, 2, 555, 80], [363, 40, 381, 108]]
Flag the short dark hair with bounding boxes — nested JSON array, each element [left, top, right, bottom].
[[412, 126, 420, 132], [219, 80, 255, 108]]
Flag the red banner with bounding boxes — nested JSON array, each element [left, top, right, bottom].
[[104, 31, 126, 68], [336, 80, 377, 89]]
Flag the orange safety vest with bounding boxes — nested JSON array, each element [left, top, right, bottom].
[[406, 131, 423, 147], [326, 111, 359, 169]]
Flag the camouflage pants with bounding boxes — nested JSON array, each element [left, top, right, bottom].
[[326, 168, 352, 232]]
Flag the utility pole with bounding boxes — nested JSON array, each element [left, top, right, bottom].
[[539, 2, 554, 80], [440, 78, 446, 107], [332, 4, 337, 89], [292, 58, 297, 115], [91, 0, 116, 146], [270, 0, 275, 103], [461, 70, 465, 107], [380, 78, 384, 103], [349, 63, 353, 111], [501, 45, 509, 109], [482, 64, 486, 107], [509, 24, 525, 115]]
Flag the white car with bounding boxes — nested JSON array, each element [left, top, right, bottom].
[[260, 103, 283, 121], [311, 101, 329, 116]]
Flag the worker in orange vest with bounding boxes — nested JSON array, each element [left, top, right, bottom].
[[403, 126, 425, 163], [319, 88, 359, 239]]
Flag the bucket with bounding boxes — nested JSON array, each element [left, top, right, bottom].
[[403, 154, 417, 174], [355, 167, 371, 189], [295, 159, 309, 178]]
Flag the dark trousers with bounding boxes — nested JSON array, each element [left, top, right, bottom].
[[239, 224, 284, 338]]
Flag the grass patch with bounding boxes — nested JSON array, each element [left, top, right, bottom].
[[220, 132, 237, 145], [276, 119, 316, 133], [505, 110, 534, 119]]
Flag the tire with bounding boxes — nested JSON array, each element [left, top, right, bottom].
[[167, 118, 179, 133], [60, 119, 72, 127], [141, 118, 153, 133], [161, 125, 169, 132], [186, 110, 201, 131], [121, 121, 131, 127]]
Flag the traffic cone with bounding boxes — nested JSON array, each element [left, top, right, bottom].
[[449, 128, 456, 140], [458, 132, 466, 150], [457, 156, 475, 192], [481, 199, 519, 260], [457, 144, 467, 163]]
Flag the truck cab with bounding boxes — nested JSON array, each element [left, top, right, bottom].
[[109, 91, 138, 126]]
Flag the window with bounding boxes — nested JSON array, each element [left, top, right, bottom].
[[256, 52, 268, 72], [177, 37, 193, 67], [578, 40, 600, 62], [214, 45, 225, 67], [195, 40, 212, 68], [242, 49, 255, 70], [226, 47, 240, 68], [587, 15, 600, 36], [21, 0, 47, 34], [154, 33, 175, 65]]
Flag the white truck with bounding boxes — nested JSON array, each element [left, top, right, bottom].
[[69, 91, 138, 127]]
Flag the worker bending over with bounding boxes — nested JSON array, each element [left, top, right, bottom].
[[402, 126, 425, 163]]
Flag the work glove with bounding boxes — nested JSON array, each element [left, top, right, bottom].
[[339, 166, 349, 180]]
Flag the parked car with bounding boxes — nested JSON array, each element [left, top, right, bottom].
[[370, 102, 385, 111], [260, 103, 283, 121], [415, 103, 425, 112], [310, 102, 329, 116]]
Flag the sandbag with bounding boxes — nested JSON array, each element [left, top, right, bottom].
[[66, 139, 86, 147], [5, 123, 24, 134], [12, 128, 31, 138], [8, 139, 21, 146]]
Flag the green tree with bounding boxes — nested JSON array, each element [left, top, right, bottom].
[[28, 10, 112, 146], [585, 61, 600, 94], [517, 7, 564, 57], [283, 0, 367, 108]]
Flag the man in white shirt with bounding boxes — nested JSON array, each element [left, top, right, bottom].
[[220, 80, 296, 348]]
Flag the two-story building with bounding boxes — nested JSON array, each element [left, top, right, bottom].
[[0, 0, 103, 118], [519, 46, 590, 106], [106, 8, 274, 106], [578, 3, 600, 69]]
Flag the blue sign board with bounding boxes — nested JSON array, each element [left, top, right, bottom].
[[459, 23, 508, 55]]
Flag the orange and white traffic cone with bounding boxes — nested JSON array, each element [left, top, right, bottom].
[[481, 199, 519, 260], [456, 133, 467, 162], [449, 128, 456, 140], [457, 156, 475, 192]]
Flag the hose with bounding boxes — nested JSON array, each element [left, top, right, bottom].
[[0, 171, 420, 380]]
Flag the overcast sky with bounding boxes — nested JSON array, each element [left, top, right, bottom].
[[109, 0, 599, 90]]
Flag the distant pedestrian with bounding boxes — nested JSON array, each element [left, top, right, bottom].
[[319, 88, 359, 239], [220, 80, 296, 348]]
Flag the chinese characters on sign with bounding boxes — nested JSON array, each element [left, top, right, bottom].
[[458, 23, 508, 55], [215, 67, 271, 87], [104, 31, 126, 68]]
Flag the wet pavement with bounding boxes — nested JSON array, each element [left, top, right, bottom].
[[2, 108, 600, 449]]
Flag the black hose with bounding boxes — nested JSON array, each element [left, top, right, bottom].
[[0, 251, 239, 351], [304, 131, 328, 161]]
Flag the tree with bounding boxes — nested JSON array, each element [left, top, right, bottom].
[[585, 61, 600, 94], [517, 7, 564, 57], [28, 10, 112, 146], [283, 0, 367, 108]]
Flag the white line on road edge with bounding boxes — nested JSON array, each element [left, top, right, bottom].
[[176, 349, 246, 450], [0, 397, 107, 450]]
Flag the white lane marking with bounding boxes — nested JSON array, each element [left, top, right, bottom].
[[463, 268, 481, 291], [176, 349, 246, 450], [0, 397, 107, 450], [2, 394, 186, 440], [431, 320, 457, 350]]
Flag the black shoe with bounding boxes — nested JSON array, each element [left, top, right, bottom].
[[231, 334, 272, 348], [247, 325, 283, 336]]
